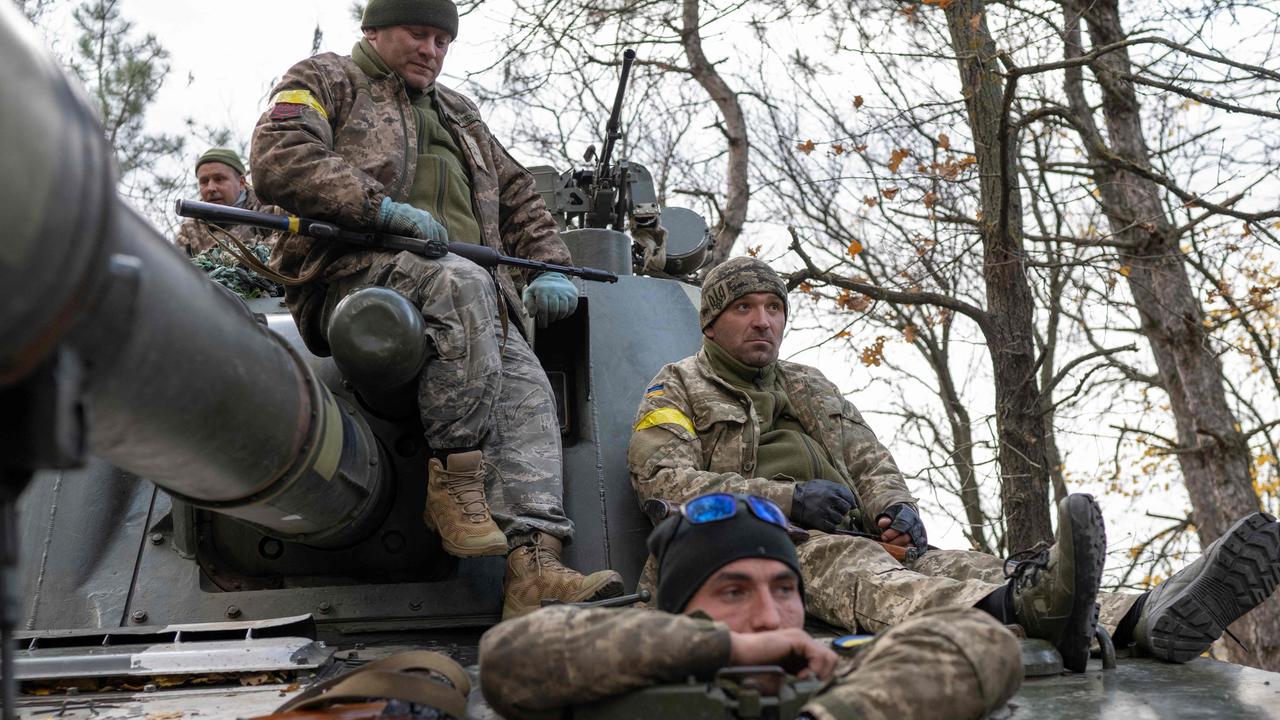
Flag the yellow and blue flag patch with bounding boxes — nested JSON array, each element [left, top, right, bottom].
[[644, 383, 665, 398]]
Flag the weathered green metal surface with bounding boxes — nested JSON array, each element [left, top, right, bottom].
[[1004, 657, 1280, 719]]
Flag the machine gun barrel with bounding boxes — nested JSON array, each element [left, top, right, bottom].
[[176, 199, 619, 283], [2, 13, 391, 552], [593, 48, 636, 192]]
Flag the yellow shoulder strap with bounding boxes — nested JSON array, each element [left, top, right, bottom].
[[270, 89, 329, 121]]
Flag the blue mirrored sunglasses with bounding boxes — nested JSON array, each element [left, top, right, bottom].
[[680, 493, 789, 531]]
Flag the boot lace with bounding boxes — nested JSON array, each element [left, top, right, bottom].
[[1003, 542, 1051, 591], [445, 473, 491, 523]]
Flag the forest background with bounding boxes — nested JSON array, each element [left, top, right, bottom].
[[13, 0, 1280, 669]]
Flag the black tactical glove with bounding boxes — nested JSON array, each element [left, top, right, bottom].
[[790, 479, 856, 533], [876, 503, 928, 550]]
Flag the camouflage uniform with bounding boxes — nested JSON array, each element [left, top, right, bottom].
[[173, 187, 279, 257], [250, 48, 574, 542], [629, 350, 1139, 632], [478, 604, 1022, 720]]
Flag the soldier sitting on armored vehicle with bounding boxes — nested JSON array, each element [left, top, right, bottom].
[[248, 0, 622, 618], [629, 256, 1280, 671], [174, 147, 283, 298], [479, 492, 1023, 720]]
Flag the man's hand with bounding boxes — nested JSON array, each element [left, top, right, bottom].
[[876, 503, 927, 551], [790, 479, 856, 533], [375, 197, 448, 243], [522, 271, 579, 327], [728, 628, 837, 680]]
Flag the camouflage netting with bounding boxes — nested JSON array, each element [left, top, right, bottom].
[[192, 244, 283, 299]]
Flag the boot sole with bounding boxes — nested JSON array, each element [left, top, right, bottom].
[[440, 535, 509, 557], [499, 573, 625, 621], [1059, 494, 1107, 672], [1145, 512, 1280, 663]]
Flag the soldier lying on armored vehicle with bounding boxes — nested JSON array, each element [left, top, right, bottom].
[[479, 492, 1022, 720], [248, 0, 621, 619], [628, 256, 1280, 672]]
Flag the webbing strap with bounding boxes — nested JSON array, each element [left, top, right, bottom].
[[203, 222, 332, 287], [274, 650, 470, 716]]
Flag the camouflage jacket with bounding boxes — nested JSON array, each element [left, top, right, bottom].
[[173, 187, 278, 257], [479, 605, 1017, 720], [479, 605, 730, 719], [250, 51, 568, 353], [628, 349, 916, 524]]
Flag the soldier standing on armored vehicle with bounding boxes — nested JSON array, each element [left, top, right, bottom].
[[629, 257, 1280, 671], [480, 492, 1023, 720], [249, 0, 622, 618]]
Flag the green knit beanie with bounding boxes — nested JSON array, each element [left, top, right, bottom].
[[361, 0, 459, 39], [195, 148, 246, 176]]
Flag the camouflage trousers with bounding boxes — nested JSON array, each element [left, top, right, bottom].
[[804, 607, 1022, 720], [325, 251, 573, 545], [799, 533, 1140, 634]]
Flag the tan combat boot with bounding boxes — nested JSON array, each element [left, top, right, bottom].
[[425, 451, 508, 557], [502, 532, 624, 619]]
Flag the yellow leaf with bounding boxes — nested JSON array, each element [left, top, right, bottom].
[[848, 239, 864, 256], [796, 139, 816, 155], [854, 95, 864, 109], [1118, 265, 1131, 277]]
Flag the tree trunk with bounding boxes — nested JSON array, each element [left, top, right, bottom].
[[942, 0, 1053, 550], [1063, 0, 1278, 670], [679, 0, 748, 268]]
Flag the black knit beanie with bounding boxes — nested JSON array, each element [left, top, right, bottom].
[[361, 0, 459, 39], [647, 495, 804, 614]]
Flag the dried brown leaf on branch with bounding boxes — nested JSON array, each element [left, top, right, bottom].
[[903, 324, 919, 343], [863, 196, 879, 207], [848, 239, 864, 256], [888, 148, 911, 173], [796, 139, 816, 155], [831, 143, 846, 155], [923, 191, 938, 209], [860, 336, 888, 366], [881, 187, 900, 200], [836, 288, 871, 312], [938, 133, 951, 150], [854, 95, 864, 109]]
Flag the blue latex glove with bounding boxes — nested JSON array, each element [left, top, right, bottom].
[[522, 271, 578, 327], [374, 197, 447, 243]]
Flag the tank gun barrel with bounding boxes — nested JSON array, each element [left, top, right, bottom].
[[0, 7, 388, 548]]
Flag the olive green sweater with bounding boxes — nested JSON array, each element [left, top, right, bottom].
[[703, 338, 847, 485], [353, 39, 482, 245]]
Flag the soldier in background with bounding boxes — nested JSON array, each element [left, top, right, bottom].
[[479, 492, 1023, 720], [629, 256, 1280, 670], [174, 147, 282, 298], [250, 0, 620, 617]]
